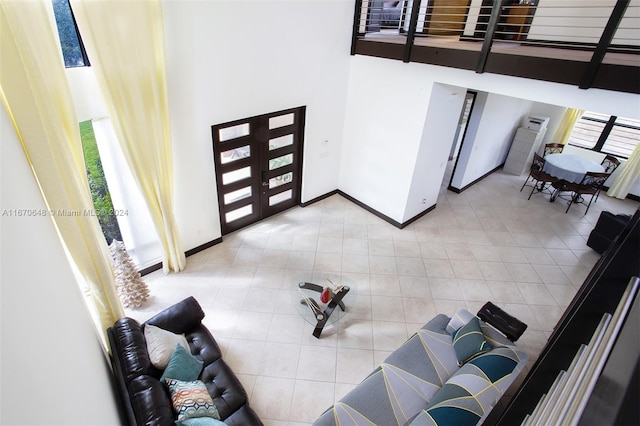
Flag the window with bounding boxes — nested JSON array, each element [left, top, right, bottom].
[[80, 120, 122, 243], [568, 111, 640, 159], [51, 0, 89, 67]]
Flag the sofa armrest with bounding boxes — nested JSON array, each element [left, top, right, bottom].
[[477, 301, 527, 342], [145, 296, 205, 334], [587, 211, 631, 254], [108, 325, 139, 426]]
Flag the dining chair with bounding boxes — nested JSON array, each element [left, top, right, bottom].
[[560, 171, 611, 214], [544, 143, 564, 156], [520, 153, 558, 200], [593, 155, 620, 203], [600, 155, 620, 173]]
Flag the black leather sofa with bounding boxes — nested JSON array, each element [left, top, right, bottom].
[[587, 211, 632, 254], [108, 296, 262, 425]]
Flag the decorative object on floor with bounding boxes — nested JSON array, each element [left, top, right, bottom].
[[109, 239, 149, 308]]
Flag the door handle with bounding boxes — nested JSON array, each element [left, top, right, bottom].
[[262, 171, 268, 187]]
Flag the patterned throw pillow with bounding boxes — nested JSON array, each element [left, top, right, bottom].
[[180, 418, 226, 426], [165, 379, 220, 422], [451, 317, 490, 366], [409, 346, 522, 426], [160, 344, 204, 383]]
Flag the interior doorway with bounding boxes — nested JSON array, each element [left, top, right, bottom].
[[212, 106, 305, 235], [448, 91, 476, 188]]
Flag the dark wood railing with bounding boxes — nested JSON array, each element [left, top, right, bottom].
[[350, 0, 639, 94]]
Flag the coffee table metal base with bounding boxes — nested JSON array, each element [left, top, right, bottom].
[[298, 282, 350, 338]]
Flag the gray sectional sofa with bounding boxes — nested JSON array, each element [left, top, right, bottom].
[[314, 305, 528, 426]]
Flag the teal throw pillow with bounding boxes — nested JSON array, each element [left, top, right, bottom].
[[165, 379, 220, 422], [160, 344, 204, 383], [409, 346, 523, 426], [451, 316, 490, 366]]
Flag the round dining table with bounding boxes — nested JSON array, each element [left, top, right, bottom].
[[542, 153, 605, 184], [543, 153, 606, 202]]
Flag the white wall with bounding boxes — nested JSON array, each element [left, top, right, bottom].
[[162, 0, 353, 250], [340, 59, 438, 223], [452, 92, 533, 189], [65, 1, 640, 250], [0, 107, 121, 425], [342, 55, 639, 223], [528, 102, 568, 152], [404, 83, 467, 221]]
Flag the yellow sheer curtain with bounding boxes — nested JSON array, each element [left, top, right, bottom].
[[0, 1, 124, 341], [552, 108, 584, 145], [70, 0, 185, 273], [607, 144, 640, 199]]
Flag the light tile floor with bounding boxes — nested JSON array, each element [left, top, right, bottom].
[[126, 166, 639, 425]]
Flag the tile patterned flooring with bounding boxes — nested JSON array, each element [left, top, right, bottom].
[[126, 167, 639, 425]]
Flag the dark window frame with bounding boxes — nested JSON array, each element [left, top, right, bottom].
[[568, 112, 640, 160], [51, 0, 90, 68]]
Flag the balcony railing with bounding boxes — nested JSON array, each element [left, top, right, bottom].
[[351, 0, 640, 93]]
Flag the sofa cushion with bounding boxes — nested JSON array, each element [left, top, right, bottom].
[[445, 309, 475, 334], [166, 379, 221, 422], [409, 346, 524, 426], [314, 320, 459, 426], [145, 324, 190, 369], [110, 318, 155, 383], [146, 296, 205, 334], [127, 375, 174, 426], [187, 326, 223, 365], [200, 358, 249, 420], [161, 344, 204, 383], [452, 317, 490, 365]]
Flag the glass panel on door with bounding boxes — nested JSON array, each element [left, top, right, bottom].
[[220, 145, 250, 164], [269, 113, 294, 129], [269, 189, 292, 206], [269, 153, 293, 170], [269, 134, 294, 150], [212, 106, 305, 235], [224, 186, 252, 205], [219, 123, 250, 142], [269, 172, 293, 188], [222, 166, 251, 185], [226, 204, 253, 222]]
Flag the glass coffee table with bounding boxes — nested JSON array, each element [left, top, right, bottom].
[[292, 273, 356, 338]]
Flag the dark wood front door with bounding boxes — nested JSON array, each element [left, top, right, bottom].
[[212, 106, 305, 235]]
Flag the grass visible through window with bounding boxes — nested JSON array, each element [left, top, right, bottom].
[[80, 120, 122, 243]]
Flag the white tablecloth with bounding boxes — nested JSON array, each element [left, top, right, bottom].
[[542, 153, 605, 184]]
